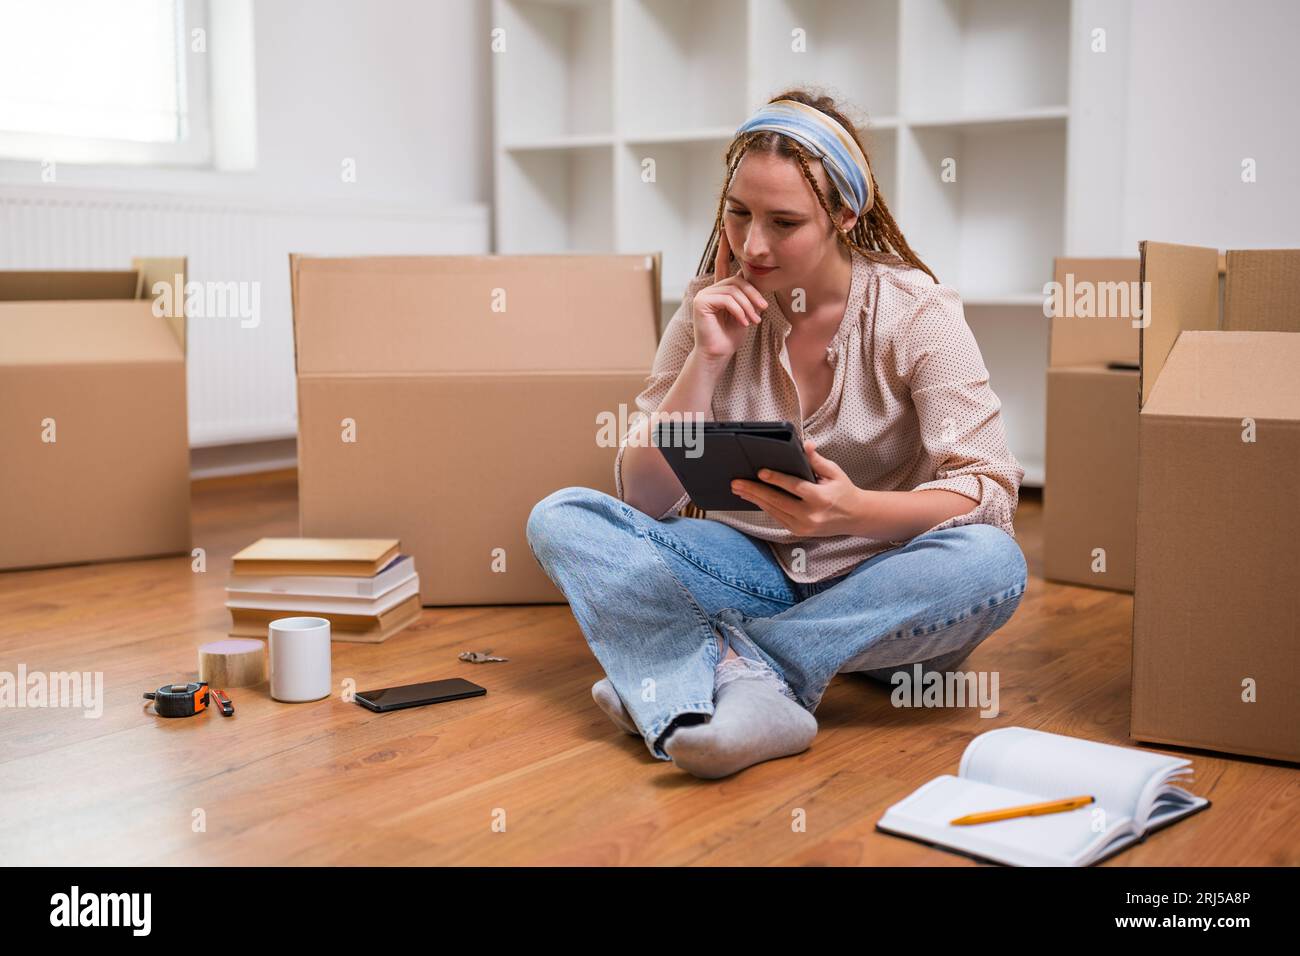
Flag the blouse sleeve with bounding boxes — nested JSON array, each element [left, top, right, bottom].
[[613, 274, 712, 520], [894, 283, 1025, 539]]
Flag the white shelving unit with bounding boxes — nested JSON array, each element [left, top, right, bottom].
[[492, 0, 1076, 485]]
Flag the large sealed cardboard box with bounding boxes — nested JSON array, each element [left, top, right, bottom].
[[290, 253, 663, 605], [1131, 241, 1300, 763], [1044, 257, 1141, 591], [0, 258, 191, 571]]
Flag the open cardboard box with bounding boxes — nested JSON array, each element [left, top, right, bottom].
[[1131, 241, 1300, 763], [289, 253, 664, 605], [1044, 257, 1142, 591], [0, 258, 191, 571]]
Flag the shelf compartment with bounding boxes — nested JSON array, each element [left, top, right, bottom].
[[617, 0, 749, 138], [498, 143, 616, 253], [863, 125, 898, 220], [495, 0, 614, 142], [616, 135, 732, 303], [900, 0, 1070, 119], [748, 0, 900, 119], [899, 121, 1065, 301], [907, 105, 1068, 133], [963, 302, 1049, 489]]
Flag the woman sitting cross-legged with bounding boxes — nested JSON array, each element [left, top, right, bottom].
[[526, 89, 1028, 780]]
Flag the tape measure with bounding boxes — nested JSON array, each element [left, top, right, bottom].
[[144, 681, 210, 718]]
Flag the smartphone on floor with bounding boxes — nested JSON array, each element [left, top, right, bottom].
[[354, 677, 486, 713]]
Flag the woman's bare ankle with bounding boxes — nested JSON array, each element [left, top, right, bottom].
[[716, 632, 740, 663]]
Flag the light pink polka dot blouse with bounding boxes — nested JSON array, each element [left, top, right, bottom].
[[614, 246, 1024, 583]]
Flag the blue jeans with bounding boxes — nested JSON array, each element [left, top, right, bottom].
[[525, 486, 1028, 761]]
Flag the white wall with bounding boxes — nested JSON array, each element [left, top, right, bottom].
[[1071, 0, 1300, 255], [1121, 0, 1300, 250], [0, 0, 493, 210], [0, 0, 494, 468], [8, 0, 1295, 258], [4, 0, 1297, 470]]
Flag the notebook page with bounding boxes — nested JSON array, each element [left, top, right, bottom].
[[878, 775, 1135, 867], [958, 727, 1192, 824], [1141, 773, 1205, 831]]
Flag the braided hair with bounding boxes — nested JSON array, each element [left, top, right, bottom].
[[695, 88, 937, 284]]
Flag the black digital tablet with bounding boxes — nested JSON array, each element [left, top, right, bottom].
[[653, 419, 818, 511]]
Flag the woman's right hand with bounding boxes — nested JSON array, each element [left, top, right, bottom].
[[690, 228, 769, 363]]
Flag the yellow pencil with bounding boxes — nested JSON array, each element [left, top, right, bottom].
[[950, 795, 1094, 826]]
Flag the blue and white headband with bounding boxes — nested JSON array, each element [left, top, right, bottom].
[[733, 99, 875, 216]]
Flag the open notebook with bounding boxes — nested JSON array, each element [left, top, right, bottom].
[[876, 727, 1210, 866]]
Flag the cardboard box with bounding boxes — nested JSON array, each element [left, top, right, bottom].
[[290, 253, 663, 605], [1131, 241, 1300, 763], [0, 259, 191, 571], [1044, 258, 1141, 591]]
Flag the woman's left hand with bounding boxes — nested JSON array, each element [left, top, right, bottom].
[[731, 440, 870, 537]]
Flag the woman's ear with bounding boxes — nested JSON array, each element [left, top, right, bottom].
[[827, 210, 857, 239]]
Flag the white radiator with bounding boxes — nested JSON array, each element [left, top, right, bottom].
[[0, 185, 488, 447]]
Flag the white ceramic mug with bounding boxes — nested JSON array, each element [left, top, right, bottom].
[[268, 616, 332, 703]]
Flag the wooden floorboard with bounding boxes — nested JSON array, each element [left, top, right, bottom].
[[1, 470, 1295, 865]]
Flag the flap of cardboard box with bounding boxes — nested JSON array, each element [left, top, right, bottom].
[[1141, 330, 1300, 422], [0, 257, 188, 355], [1137, 241, 1220, 407], [1048, 257, 1141, 368], [133, 256, 188, 355], [0, 270, 139, 301], [291, 254, 661, 376], [0, 300, 185, 367], [1139, 243, 1300, 408], [1223, 249, 1300, 333]]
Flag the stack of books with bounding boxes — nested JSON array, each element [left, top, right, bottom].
[[226, 538, 422, 643]]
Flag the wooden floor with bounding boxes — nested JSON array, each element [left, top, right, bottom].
[[1, 469, 1295, 866]]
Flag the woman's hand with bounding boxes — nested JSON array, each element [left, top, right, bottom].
[[690, 228, 768, 363], [731, 440, 873, 538]]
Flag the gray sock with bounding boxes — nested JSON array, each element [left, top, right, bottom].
[[664, 657, 817, 779], [591, 678, 640, 736]]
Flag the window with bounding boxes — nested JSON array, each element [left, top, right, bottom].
[[0, 0, 212, 166]]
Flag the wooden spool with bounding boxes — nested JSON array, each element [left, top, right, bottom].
[[198, 638, 267, 688]]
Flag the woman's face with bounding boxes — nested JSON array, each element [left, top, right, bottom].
[[721, 150, 859, 295]]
